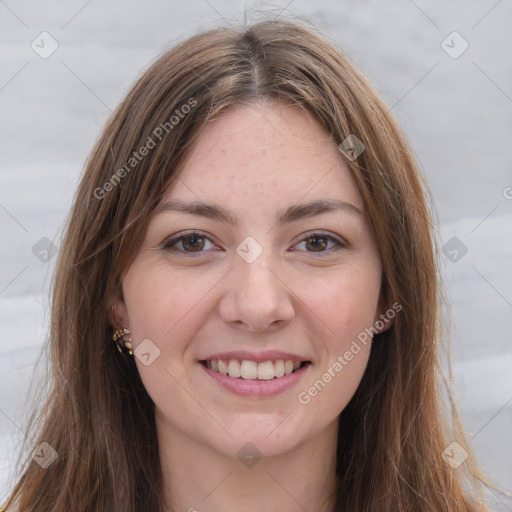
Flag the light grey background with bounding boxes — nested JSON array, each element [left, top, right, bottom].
[[1, 0, 511, 509]]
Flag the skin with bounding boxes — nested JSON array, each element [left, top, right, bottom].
[[114, 101, 390, 512]]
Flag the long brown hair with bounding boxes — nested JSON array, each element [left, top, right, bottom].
[[3, 17, 506, 512]]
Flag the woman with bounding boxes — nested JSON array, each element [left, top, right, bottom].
[[2, 17, 504, 512]]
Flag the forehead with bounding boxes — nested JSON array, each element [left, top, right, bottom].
[[164, 101, 363, 211]]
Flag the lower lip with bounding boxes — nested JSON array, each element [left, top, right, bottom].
[[199, 362, 311, 397]]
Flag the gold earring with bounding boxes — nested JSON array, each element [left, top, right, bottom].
[[113, 328, 133, 355]]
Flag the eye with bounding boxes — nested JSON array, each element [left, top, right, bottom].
[[161, 230, 347, 256], [293, 231, 346, 254], [161, 231, 218, 255]]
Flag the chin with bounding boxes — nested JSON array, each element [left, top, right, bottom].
[[206, 413, 313, 461]]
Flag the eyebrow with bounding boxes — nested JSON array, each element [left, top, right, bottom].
[[154, 198, 362, 225]]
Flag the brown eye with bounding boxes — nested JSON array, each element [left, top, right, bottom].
[[294, 232, 346, 254], [162, 232, 216, 254], [180, 235, 206, 252], [304, 235, 329, 252]]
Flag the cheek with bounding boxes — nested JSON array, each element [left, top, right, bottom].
[[317, 267, 380, 407], [296, 270, 378, 415], [122, 261, 211, 345], [301, 264, 381, 346], [120, 263, 201, 402]]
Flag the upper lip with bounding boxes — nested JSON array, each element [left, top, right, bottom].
[[200, 350, 309, 363]]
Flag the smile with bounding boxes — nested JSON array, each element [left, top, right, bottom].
[[199, 358, 311, 398], [201, 359, 308, 380]]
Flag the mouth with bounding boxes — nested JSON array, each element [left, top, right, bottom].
[[200, 359, 311, 380]]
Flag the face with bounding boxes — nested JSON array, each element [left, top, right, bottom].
[[114, 101, 387, 459]]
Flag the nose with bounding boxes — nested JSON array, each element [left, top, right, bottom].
[[218, 251, 295, 333]]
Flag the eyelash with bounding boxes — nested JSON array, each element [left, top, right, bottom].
[[160, 230, 347, 257]]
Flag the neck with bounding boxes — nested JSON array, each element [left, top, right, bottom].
[[157, 415, 339, 512]]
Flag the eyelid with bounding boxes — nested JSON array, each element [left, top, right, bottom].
[[294, 230, 347, 247]]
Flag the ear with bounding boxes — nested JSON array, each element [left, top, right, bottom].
[[373, 295, 397, 335], [108, 286, 130, 330]]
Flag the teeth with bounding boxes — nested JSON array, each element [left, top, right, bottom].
[[257, 361, 274, 380], [240, 360, 257, 379], [205, 359, 305, 380], [274, 359, 285, 377], [228, 359, 241, 378], [218, 360, 228, 375]]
